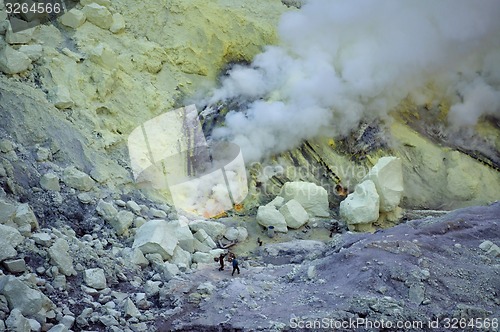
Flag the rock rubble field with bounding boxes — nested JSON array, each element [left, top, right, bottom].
[[1, 0, 499, 331]]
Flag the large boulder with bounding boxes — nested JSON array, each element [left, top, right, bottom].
[[59, 9, 86, 29], [0, 200, 17, 224], [39, 173, 60, 192], [82, 3, 112, 29], [6, 308, 31, 331], [171, 246, 192, 269], [223, 226, 248, 242], [0, 224, 23, 261], [193, 229, 217, 249], [363, 157, 403, 212], [0, 45, 31, 74], [170, 218, 195, 253], [340, 180, 380, 229], [132, 220, 178, 260], [96, 200, 118, 221], [279, 199, 309, 229], [256, 205, 288, 233], [0, 275, 54, 317], [192, 252, 213, 264], [62, 167, 95, 191], [188, 220, 226, 240], [109, 210, 134, 235], [47, 238, 77, 276], [280, 182, 329, 217], [0, 224, 24, 247], [83, 268, 107, 290], [13, 204, 39, 236]]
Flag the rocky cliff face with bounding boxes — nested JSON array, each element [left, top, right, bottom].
[[0, 0, 499, 331]]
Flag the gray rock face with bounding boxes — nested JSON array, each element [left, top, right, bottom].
[[48, 238, 76, 276]]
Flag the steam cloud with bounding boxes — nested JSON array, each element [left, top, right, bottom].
[[206, 0, 500, 162]]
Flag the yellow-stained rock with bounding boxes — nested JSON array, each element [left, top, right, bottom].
[[59, 9, 86, 29], [82, 3, 112, 30]]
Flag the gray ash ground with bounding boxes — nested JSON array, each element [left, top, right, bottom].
[[160, 203, 500, 332]]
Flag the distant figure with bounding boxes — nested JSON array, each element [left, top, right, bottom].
[[231, 256, 240, 276], [218, 253, 226, 271]]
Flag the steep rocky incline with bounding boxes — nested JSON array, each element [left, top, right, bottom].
[[164, 203, 500, 331]]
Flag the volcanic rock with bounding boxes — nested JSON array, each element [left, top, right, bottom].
[[340, 180, 380, 231], [256, 205, 288, 233], [280, 182, 329, 217], [279, 199, 309, 229]]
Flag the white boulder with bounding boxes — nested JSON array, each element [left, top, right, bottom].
[[0, 225, 21, 261], [110, 13, 125, 33], [171, 246, 191, 270], [59, 9, 86, 29], [62, 167, 94, 191], [109, 210, 134, 235], [192, 252, 212, 264], [236, 227, 248, 242], [340, 180, 380, 227], [266, 196, 284, 208], [6, 308, 30, 331], [188, 220, 226, 240], [223, 227, 239, 241], [279, 199, 309, 229], [363, 157, 403, 212], [82, 3, 112, 30], [48, 238, 77, 276], [83, 268, 107, 290], [0, 275, 54, 316], [0, 224, 24, 247], [256, 205, 287, 233], [132, 220, 178, 260], [123, 298, 140, 318], [40, 173, 60, 191], [13, 203, 39, 235], [280, 182, 329, 217], [0, 45, 31, 74], [5, 27, 33, 44], [170, 218, 195, 253]]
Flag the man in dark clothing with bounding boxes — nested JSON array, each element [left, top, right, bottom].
[[231, 256, 240, 276], [218, 253, 226, 271]]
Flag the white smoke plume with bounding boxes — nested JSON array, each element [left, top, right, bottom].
[[206, 0, 500, 162]]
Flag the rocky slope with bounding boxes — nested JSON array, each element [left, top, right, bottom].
[[0, 0, 499, 331]]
